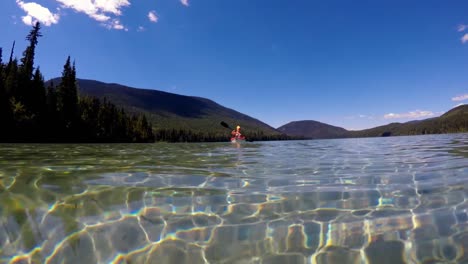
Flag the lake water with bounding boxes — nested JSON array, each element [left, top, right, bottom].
[[0, 134, 467, 264]]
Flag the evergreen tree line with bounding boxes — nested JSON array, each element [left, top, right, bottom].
[[0, 23, 154, 143], [154, 128, 291, 142]]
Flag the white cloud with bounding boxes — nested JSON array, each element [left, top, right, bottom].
[[93, 0, 128, 15], [16, 1, 60, 26], [89, 13, 111, 22], [137, 26, 145, 32], [462, 33, 468, 44], [458, 24, 468, 32], [384, 110, 435, 120], [22, 15, 33, 25], [148, 11, 158, 23], [55, 0, 130, 16], [452, 94, 468, 101], [54, 0, 130, 29], [180, 0, 189, 7]]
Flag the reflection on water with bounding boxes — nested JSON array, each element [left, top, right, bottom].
[[0, 134, 467, 263]]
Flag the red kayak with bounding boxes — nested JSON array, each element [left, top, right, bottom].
[[231, 136, 246, 143]]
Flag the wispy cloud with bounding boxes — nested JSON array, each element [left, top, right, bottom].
[[457, 24, 468, 44], [16, 1, 60, 26], [452, 94, 468, 101], [345, 114, 375, 120], [384, 110, 435, 120], [148, 11, 158, 23], [104, 19, 127, 31], [137, 26, 145, 32], [462, 34, 468, 44], [180, 0, 189, 7]]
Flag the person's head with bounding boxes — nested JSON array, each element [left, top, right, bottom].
[[236, 125, 241, 131]]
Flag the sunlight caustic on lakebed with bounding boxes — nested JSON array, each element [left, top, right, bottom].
[[0, 134, 467, 263]]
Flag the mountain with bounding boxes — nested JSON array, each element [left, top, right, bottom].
[[47, 78, 281, 138], [278, 105, 468, 139], [277, 120, 349, 139], [351, 105, 468, 137], [46, 78, 467, 141]]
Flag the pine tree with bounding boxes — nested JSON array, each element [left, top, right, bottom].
[[4, 58, 18, 97], [18, 23, 44, 124], [20, 22, 41, 81], [0, 48, 9, 138], [0, 47, 4, 100], [57, 56, 78, 130], [0, 54, 18, 140], [31, 67, 46, 121], [6, 41, 15, 77], [45, 81, 58, 138], [136, 115, 154, 142], [46, 81, 57, 115]]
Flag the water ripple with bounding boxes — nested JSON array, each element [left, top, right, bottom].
[[0, 134, 467, 263]]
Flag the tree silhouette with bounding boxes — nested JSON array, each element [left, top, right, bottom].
[[56, 56, 78, 131]]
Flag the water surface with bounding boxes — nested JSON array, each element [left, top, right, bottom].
[[1, 134, 467, 263]]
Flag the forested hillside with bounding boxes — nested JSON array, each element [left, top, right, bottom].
[[0, 23, 154, 143]]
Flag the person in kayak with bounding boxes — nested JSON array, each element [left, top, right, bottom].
[[231, 125, 244, 140]]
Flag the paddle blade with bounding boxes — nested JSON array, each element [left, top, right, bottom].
[[220, 121, 231, 129]]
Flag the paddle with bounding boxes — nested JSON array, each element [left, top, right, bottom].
[[220, 121, 253, 142], [220, 121, 233, 130]]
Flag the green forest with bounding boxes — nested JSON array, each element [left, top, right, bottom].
[[0, 23, 154, 143]]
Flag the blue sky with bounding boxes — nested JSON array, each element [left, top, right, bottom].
[[1, 0, 468, 129]]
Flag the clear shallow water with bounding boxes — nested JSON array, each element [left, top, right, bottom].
[[0, 134, 467, 264]]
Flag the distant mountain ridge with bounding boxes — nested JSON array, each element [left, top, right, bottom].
[[278, 105, 468, 139], [47, 78, 281, 138], [277, 120, 348, 139], [350, 105, 468, 137]]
